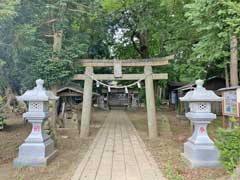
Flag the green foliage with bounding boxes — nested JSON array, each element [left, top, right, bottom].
[[215, 127, 240, 174], [184, 0, 240, 79], [0, 59, 6, 68], [0, 0, 19, 20], [0, 0, 240, 95], [229, 116, 237, 123], [219, 0, 240, 34], [164, 161, 184, 180], [102, 0, 134, 12], [0, 0, 111, 94], [102, 0, 120, 12], [30, 59, 76, 88], [0, 96, 4, 108]]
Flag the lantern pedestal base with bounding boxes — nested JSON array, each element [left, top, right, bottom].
[[13, 139, 57, 168], [181, 141, 220, 168]]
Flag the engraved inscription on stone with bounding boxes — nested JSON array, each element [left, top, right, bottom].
[[33, 124, 41, 132]]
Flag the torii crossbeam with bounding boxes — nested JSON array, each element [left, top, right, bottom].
[[73, 55, 174, 139]]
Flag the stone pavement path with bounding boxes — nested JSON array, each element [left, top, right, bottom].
[[71, 110, 165, 180]]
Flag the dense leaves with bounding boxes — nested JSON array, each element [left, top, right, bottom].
[[0, 0, 111, 94], [0, 0, 19, 19], [215, 127, 240, 174], [0, 0, 239, 94]]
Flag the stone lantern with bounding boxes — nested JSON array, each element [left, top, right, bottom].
[[14, 79, 58, 167], [180, 79, 222, 168]]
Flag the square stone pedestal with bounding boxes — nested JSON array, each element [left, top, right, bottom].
[[13, 138, 57, 167], [182, 141, 220, 168]]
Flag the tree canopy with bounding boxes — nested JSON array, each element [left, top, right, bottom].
[[0, 0, 240, 96]]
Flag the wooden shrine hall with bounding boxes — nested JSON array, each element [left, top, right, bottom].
[[73, 55, 174, 139], [101, 88, 140, 110]]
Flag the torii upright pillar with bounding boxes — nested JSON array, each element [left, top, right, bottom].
[[144, 65, 158, 138], [80, 66, 93, 138]]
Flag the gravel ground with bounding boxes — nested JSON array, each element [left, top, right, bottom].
[[127, 109, 229, 180], [0, 110, 106, 180], [0, 108, 230, 180]]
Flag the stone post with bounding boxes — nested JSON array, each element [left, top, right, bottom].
[[14, 79, 58, 167], [80, 66, 93, 138], [144, 65, 158, 139]]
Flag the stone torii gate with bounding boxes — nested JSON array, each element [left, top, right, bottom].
[[73, 55, 174, 139]]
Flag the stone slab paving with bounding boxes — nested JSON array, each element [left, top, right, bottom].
[[72, 110, 165, 180]]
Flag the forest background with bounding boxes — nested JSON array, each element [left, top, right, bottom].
[[0, 0, 240, 107]]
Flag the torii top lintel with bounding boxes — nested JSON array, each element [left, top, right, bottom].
[[78, 55, 175, 67]]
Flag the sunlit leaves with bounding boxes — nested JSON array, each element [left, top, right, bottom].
[[216, 127, 240, 174], [219, 0, 240, 34], [31, 59, 75, 87], [101, 0, 135, 13], [1, 0, 239, 94], [0, 0, 111, 94], [0, 0, 19, 20], [13, 24, 36, 52], [0, 59, 6, 69], [184, 0, 240, 79]]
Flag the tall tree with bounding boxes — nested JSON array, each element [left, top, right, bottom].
[[230, 35, 238, 86], [0, 0, 20, 110], [185, 0, 240, 82]]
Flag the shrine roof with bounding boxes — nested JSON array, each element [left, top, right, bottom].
[[180, 80, 222, 102], [218, 86, 240, 91], [173, 83, 195, 91], [57, 82, 99, 96]]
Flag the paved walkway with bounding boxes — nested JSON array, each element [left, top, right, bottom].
[[72, 110, 165, 180]]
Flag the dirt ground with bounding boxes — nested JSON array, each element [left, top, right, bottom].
[[0, 108, 230, 180], [127, 108, 229, 180], [0, 109, 107, 180]]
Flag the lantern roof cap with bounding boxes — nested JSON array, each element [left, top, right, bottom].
[[16, 79, 59, 101], [180, 79, 222, 102]]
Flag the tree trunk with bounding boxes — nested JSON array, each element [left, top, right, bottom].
[[0, 67, 16, 112], [225, 64, 230, 87], [53, 30, 63, 54], [159, 34, 165, 55], [230, 35, 238, 86], [139, 30, 149, 58], [130, 29, 149, 59], [0, 85, 15, 113], [49, 83, 59, 144], [49, 30, 63, 143]]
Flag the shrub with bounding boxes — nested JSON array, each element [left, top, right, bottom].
[[164, 161, 184, 180], [215, 127, 240, 174]]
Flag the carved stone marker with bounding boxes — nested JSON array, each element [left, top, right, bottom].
[[98, 95, 108, 110], [14, 79, 58, 167], [128, 94, 138, 110], [114, 61, 122, 78], [180, 79, 222, 168]]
